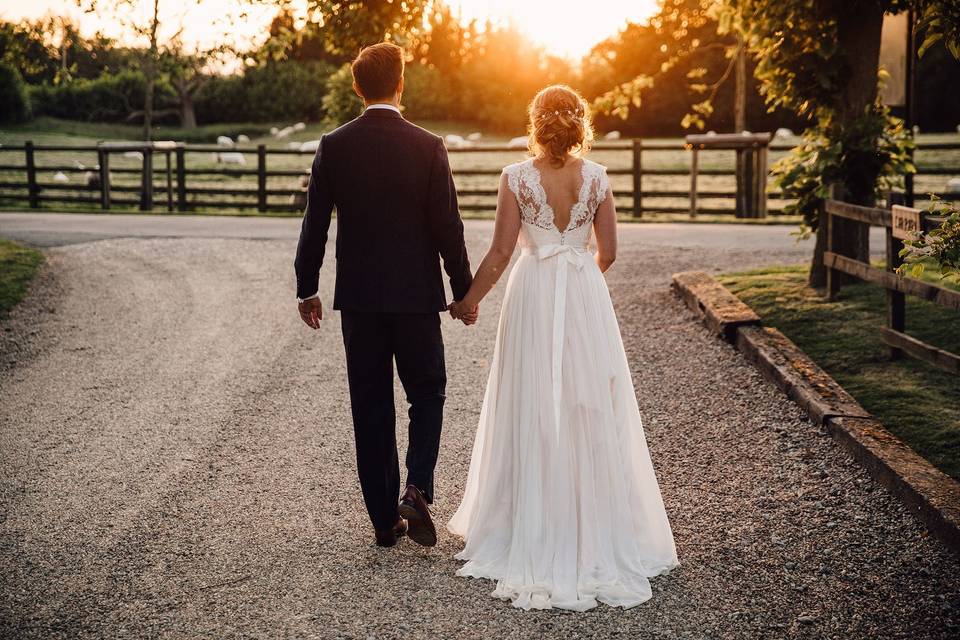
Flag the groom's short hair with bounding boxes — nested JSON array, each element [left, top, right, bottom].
[[351, 42, 405, 101]]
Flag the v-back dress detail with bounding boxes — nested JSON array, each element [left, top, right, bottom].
[[447, 158, 679, 611]]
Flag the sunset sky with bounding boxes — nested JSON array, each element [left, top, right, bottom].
[[0, 0, 659, 60]]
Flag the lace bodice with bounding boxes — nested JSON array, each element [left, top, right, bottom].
[[503, 158, 610, 250]]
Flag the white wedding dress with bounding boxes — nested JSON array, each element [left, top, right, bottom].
[[448, 158, 679, 611]]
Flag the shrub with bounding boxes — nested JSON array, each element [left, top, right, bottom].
[[0, 61, 32, 123], [321, 63, 363, 128], [194, 61, 334, 124], [30, 69, 176, 123]]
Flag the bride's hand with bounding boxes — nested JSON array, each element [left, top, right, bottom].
[[449, 300, 479, 325]]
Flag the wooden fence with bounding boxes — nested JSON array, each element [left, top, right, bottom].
[[823, 195, 960, 374], [0, 139, 958, 216]]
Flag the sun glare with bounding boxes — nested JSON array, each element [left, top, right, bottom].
[[0, 0, 660, 61], [450, 0, 660, 59]]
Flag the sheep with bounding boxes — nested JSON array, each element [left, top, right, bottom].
[[299, 140, 321, 153], [947, 177, 960, 193], [289, 170, 311, 209], [216, 152, 246, 165], [775, 128, 795, 138], [52, 171, 69, 183], [269, 126, 279, 136], [467, 132, 483, 142], [122, 151, 143, 161], [508, 136, 529, 148], [236, 134, 251, 143], [444, 134, 468, 148], [216, 135, 234, 147], [275, 126, 295, 139], [293, 122, 306, 131], [603, 130, 621, 140], [706, 130, 717, 136], [286, 141, 302, 150]]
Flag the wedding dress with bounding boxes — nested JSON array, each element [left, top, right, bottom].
[[448, 158, 679, 611]]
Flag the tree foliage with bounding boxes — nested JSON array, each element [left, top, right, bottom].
[[898, 197, 960, 283], [587, 0, 802, 135], [303, 0, 429, 64], [0, 61, 32, 123]]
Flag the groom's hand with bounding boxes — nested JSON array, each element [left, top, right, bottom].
[[449, 301, 479, 326], [298, 298, 322, 329]]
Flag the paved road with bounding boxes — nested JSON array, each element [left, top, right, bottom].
[[0, 213, 955, 639]]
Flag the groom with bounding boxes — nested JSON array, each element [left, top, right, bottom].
[[294, 42, 476, 548]]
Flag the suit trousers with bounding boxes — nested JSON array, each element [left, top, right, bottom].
[[340, 311, 446, 531]]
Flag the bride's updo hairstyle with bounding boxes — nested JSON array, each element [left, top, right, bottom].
[[527, 84, 594, 168]]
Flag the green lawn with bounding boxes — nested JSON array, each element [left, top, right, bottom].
[[0, 238, 44, 319], [720, 265, 960, 481]]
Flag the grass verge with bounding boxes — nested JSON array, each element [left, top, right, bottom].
[[0, 238, 44, 319], [720, 265, 960, 481]]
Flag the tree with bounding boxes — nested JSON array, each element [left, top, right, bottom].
[[302, 0, 430, 64], [587, 0, 796, 136], [716, 0, 959, 286]]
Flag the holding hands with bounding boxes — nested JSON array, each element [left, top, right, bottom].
[[449, 300, 479, 326]]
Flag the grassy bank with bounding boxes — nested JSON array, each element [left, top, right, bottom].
[[720, 265, 960, 481], [0, 238, 44, 319]]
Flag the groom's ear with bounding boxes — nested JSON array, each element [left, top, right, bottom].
[[352, 80, 364, 100], [396, 75, 404, 97]]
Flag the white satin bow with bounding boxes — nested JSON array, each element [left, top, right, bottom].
[[528, 243, 588, 445]]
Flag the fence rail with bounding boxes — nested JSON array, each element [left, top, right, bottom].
[[0, 139, 958, 216], [823, 196, 960, 374]]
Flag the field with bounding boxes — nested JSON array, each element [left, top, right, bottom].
[[1, 117, 958, 218], [720, 265, 960, 482]]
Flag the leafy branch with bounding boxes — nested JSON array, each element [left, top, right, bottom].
[[898, 197, 960, 283]]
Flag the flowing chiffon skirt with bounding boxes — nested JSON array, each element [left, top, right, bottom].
[[448, 250, 679, 611]]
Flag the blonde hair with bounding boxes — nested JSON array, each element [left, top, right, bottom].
[[527, 84, 594, 168]]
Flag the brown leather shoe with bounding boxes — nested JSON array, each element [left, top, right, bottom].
[[398, 485, 437, 547], [374, 518, 408, 547]]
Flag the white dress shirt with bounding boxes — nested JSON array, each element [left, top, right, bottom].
[[297, 102, 402, 303]]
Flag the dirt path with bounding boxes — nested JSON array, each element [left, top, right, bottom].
[[0, 217, 956, 639]]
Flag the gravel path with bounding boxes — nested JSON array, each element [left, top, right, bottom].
[[1, 218, 957, 639]]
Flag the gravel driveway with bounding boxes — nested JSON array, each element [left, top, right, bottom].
[[0, 215, 957, 639]]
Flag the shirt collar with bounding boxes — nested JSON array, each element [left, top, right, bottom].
[[364, 103, 401, 115]]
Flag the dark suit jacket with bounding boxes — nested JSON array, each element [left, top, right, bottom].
[[294, 108, 473, 313]]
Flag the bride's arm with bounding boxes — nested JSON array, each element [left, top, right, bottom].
[[593, 183, 617, 273], [456, 172, 522, 314]]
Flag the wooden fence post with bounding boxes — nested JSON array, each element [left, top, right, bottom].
[[140, 145, 153, 211], [757, 144, 769, 218], [689, 145, 699, 219], [164, 151, 173, 211], [25, 141, 38, 209], [97, 146, 111, 210], [257, 144, 267, 213], [631, 139, 642, 218], [885, 192, 907, 359], [175, 144, 187, 212], [826, 185, 841, 300]]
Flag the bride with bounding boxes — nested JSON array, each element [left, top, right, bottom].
[[447, 85, 679, 611]]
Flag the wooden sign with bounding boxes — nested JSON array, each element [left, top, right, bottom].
[[892, 205, 922, 241]]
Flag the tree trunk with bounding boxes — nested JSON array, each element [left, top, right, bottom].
[[734, 37, 746, 133], [143, 66, 154, 142], [143, 0, 160, 142], [179, 89, 197, 129], [808, 219, 828, 287], [808, 2, 884, 284]]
